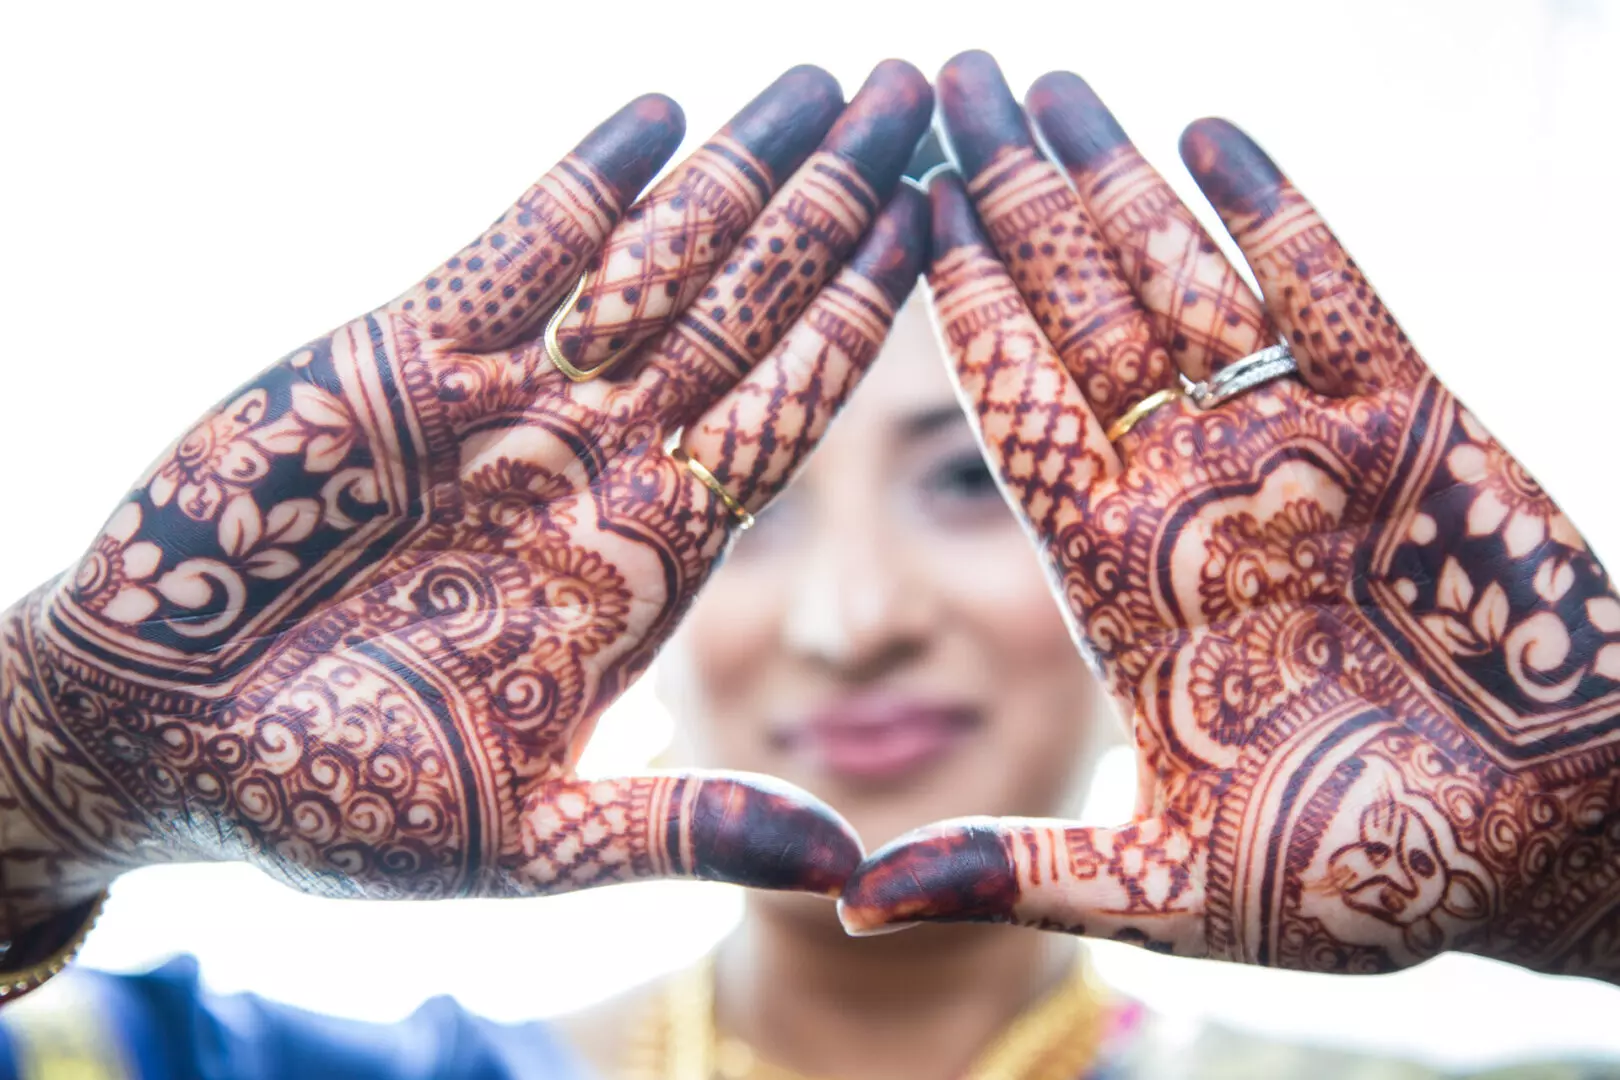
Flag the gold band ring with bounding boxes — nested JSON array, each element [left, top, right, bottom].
[[671, 448, 756, 530], [543, 273, 620, 383], [1105, 386, 1185, 443]]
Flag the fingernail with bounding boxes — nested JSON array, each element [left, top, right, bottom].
[[1025, 71, 1129, 172], [844, 185, 930, 306], [928, 171, 992, 257], [687, 774, 863, 896], [572, 93, 688, 209], [1179, 118, 1287, 218], [838, 820, 1019, 931], [838, 913, 921, 938], [821, 59, 935, 199], [936, 50, 1035, 180]]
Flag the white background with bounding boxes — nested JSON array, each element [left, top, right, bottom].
[[3, 0, 1619, 1070]]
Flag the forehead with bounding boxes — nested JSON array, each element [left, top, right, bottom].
[[836, 290, 958, 430]]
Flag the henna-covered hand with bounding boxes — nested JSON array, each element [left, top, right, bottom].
[[0, 63, 933, 939], [839, 52, 1620, 982]]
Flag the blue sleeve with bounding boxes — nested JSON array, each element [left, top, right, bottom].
[[0, 956, 592, 1080]]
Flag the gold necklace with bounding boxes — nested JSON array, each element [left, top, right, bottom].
[[625, 952, 1109, 1080]]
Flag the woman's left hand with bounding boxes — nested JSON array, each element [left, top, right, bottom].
[[839, 52, 1620, 981]]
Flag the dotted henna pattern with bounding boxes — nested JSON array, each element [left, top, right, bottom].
[[550, 66, 845, 377], [841, 55, 1620, 983], [1027, 71, 1270, 382], [937, 55, 1179, 429], [0, 69, 932, 938]]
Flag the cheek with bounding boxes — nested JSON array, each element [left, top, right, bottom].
[[928, 526, 1097, 789], [672, 562, 782, 754], [931, 525, 1075, 665]]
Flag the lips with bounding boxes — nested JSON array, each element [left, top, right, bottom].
[[772, 694, 982, 785]]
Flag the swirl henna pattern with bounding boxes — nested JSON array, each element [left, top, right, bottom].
[[0, 64, 933, 942], [840, 53, 1620, 982]]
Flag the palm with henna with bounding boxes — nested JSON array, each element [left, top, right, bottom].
[[0, 62, 933, 943], [840, 52, 1620, 981]]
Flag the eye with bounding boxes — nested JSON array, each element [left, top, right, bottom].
[[924, 450, 1000, 503], [915, 448, 1007, 527]]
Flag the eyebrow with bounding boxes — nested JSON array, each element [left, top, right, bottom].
[[899, 404, 968, 441]]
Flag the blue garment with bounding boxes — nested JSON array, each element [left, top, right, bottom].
[[0, 957, 590, 1080]]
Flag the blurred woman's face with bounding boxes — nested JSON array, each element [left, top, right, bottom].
[[660, 292, 1108, 856]]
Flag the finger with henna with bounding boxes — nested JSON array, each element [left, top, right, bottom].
[[936, 50, 1178, 428], [549, 66, 846, 378], [513, 772, 863, 897], [1027, 71, 1271, 381], [1179, 118, 1425, 396], [677, 184, 929, 525], [390, 93, 688, 351], [626, 59, 934, 433]]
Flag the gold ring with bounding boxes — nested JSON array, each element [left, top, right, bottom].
[[671, 448, 755, 530], [1105, 386, 1185, 443], [543, 273, 619, 382]]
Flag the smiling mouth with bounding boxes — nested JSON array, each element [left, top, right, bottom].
[[771, 696, 984, 786]]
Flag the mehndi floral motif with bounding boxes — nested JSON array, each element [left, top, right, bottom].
[[1448, 409, 1582, 559], [839, 55, 1620, 983], [0, 69, 933, 941], [71, 504, 164, 625]]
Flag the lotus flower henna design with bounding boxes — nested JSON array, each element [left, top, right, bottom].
[[1448, 409, 1583, 559], [0, 66, 934, 942], [839, 53, 1620, 983], [71, 504, 165, 625]]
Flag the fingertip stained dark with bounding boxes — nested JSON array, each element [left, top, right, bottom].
[[1179, 118, 1288, 219], [935, 50, 1036, 179], [822, 59, 936, 197], [846, 186, 930, 306], [841, 823, 1020, 926], [1025, 70, 1130, 171], [687, 778, 862, 896], [726, 65, 846, 184], [574, 93, 688, 205]]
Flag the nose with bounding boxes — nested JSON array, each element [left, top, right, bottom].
[[782, 510, 930, 677]]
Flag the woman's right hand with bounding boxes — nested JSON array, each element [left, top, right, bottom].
[[0, 62, 931, 937]]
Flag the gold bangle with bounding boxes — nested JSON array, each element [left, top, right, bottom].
[[1104, 385, 1185, 443], [0, 891, 108, 1002], [671, 448, 755, 531], [543, 273, 622, 383]]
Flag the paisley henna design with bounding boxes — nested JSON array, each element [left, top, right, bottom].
[[840, 54, 1620, 983], [0, 66, 932, 942]]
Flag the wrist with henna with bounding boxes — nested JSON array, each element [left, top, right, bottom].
[[0, 589, 158, 941], [839, 52, 1620, 982], [0, 64, 933, 938]]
